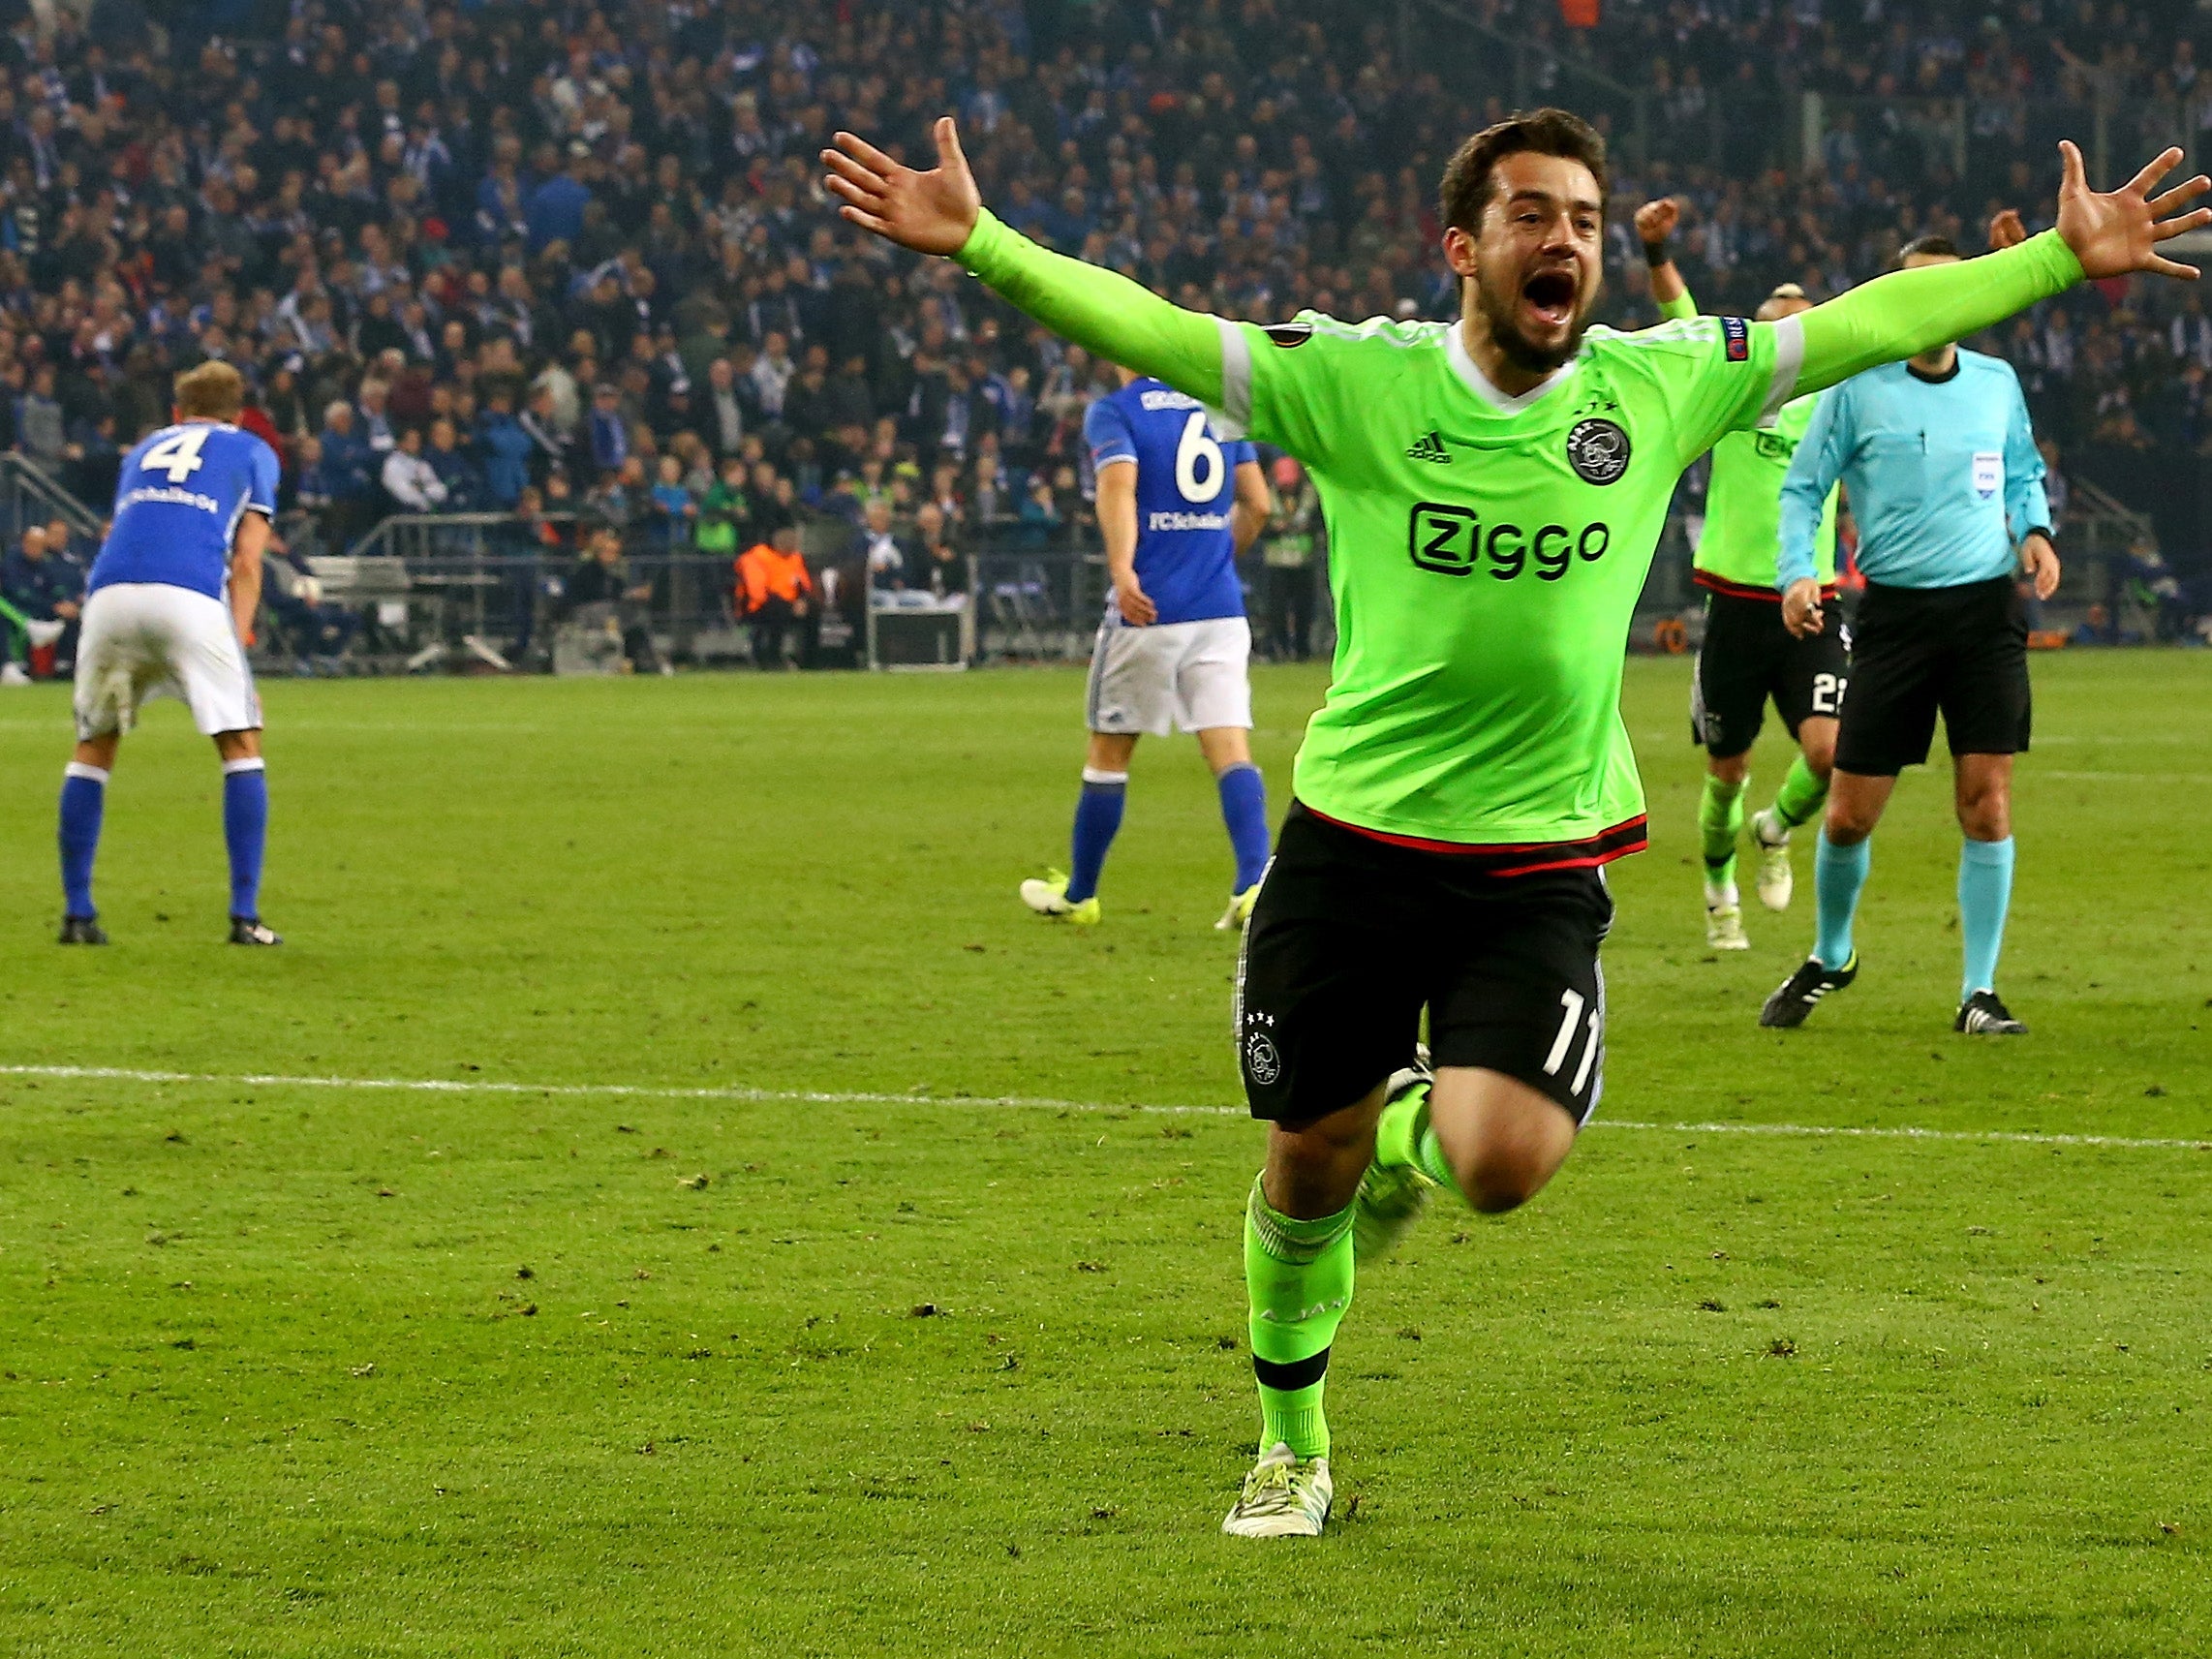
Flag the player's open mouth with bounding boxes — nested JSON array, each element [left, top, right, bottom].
[[1521, 268, 1578, 328]]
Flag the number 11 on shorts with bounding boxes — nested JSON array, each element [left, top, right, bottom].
[[1543, 987, 1602, 1097]]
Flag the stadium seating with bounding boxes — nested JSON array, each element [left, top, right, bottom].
[[3, 0, 2207, 665]]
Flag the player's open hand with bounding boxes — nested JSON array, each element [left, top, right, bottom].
[[2055, 142, 2212, 281], [2021, 533, 2062, 601], [1633, 198, 1681, 248], [1781, 578, 1825, 639], [1987, 208, 2028, 251], [822, 118, 981, 258], [1115, 575, 1157, 628]]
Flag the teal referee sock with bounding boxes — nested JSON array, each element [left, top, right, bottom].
[[1957, 836, 2015, 998], [1813, 830, 1870, 971]]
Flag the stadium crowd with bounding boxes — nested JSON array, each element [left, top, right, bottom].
[[2, 0, 2210, 675]]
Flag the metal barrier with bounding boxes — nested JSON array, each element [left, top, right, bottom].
[[258, 548, 754, 675]]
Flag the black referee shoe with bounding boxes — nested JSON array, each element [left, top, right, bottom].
[[58, 914, 108, 945], [229, 916, 283, 946], [1954, 990, 2027, 1035], [1760, 954, 1858, 1029]]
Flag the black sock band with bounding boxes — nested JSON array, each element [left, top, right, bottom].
[[1252, 1347, 1331, 1392]]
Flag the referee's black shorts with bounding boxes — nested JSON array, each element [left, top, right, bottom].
[[1836, 575, 2031, 777], [1690, 586, 1850, 758], [1234, 803, 1616, 1128]]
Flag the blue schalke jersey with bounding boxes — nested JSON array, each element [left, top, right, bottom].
[[88, 421, 280, 602], [1084, 378, 1253, 626]]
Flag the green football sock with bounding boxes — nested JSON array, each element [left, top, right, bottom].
[[1374, 1079, 1462, 1198], [1244, 1177, 1354, 1459], [1769, 754, 1829, 831], [1699, 772, 1745, 894]]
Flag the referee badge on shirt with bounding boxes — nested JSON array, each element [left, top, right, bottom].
[[1565, 417, 1631, 485], [1972, 451, 2003, 500]]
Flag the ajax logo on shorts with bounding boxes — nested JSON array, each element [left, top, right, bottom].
[[1244, 1033, 1281, 1087], [1243, 1010, 1282, 1087], [1566, 417, 1632, 485]]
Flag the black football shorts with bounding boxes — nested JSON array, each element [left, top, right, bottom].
[[1234, 803, 1613, 1127], [1690, 588, 1850, 758], [1835, 576, 2031, 776]]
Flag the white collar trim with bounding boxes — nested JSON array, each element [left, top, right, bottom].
[[1445, 319, 1577, 414]]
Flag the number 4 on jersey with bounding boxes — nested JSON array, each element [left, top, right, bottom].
[[141, 426, 212, 485]]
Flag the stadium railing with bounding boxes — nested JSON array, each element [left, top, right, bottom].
[[255, 496, 2176, 677], [0, 453, 105, 545]]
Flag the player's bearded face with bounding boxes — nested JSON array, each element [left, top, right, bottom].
[[1464, 156, 1605, 374]]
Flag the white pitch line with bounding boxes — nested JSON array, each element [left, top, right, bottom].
[[1, 1063, 2206, 1152]]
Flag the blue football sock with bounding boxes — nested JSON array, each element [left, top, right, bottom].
[[223, 758, 269, 920], [58, 762, 107, 918], [1064, 767, 1125, 904], [1813, 829, 1870, 970], [1957, 836, 2015, 999], [1215, 761, 1271, 893]]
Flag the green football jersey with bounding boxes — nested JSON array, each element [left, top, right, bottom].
[[1217, 310, 1799, 853], [1656, 293, 1838, 593], [1695, 392, 1839, 595]]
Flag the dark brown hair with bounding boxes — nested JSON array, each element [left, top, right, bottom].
[[1895, 233, 1962, 266], [172, 359, 245, 420], [1439, 108, 1610, 235]]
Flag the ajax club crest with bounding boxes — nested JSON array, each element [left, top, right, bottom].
[[1565, 416, 1631, 485]]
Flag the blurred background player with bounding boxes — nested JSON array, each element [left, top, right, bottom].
[[1019, 361, 1273, 929], [1638, 198, 1846, 951], [1762, 232, 2060, 1035], [58, 359, 282, 946]]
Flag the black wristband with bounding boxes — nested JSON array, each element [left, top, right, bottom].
[[1643, 240, 1670, 268]]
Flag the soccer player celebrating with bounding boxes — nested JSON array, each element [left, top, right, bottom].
[[1761, 229, 2066, 1035], [1637, 199, 1846, 949], [823, 116, 2205, 1535], [1019, 363, 1274, 930], [56, 360, 282, 946]]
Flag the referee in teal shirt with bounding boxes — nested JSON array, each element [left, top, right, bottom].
[[1760, 230, 2061, 1037]]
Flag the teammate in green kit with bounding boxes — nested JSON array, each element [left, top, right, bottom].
[[1634, 198, 1846, 950], [823, 111, 2208, 1538]]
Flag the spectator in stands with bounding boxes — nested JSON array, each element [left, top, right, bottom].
[[912, 503, 965, 600], [737, 509, 814, 670], [15, 362, 71, 473], [426, 419, 484, 514], [860, 498, 912, 593], [1, 524, 83, 675], [261, 535, 361, 672], [1, 0, 2205, 642], [649, 455, 697, 557], [704, 356, 753, 461], [565, 521, 667, 676], [382, 427, 449, 515], [696, 455, 751, 567], [587, 383, 629, 476], [476, 389, 536, 512]]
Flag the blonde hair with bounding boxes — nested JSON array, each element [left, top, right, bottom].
[[173, 359, 246, 420], [1756, 282, 1811, 323]]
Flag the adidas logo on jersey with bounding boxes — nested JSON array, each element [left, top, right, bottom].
[[1404, 429, 1451, 463]]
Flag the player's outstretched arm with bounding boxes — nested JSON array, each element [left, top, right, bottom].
[[1791, 143, 2212, 398], [1634, 199, 1697, 320], [823, 119, 1227, 409]]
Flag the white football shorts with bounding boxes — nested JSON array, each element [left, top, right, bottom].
[[1086, 615, 1252, 736], [74, 582, 262, 741]]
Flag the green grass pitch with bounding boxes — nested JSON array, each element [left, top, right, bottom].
[[0, 652, 2207, 1656]]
